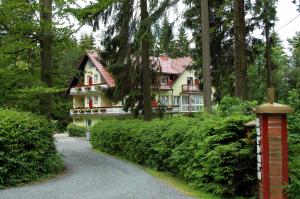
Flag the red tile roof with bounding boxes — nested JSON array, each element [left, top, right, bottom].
[[84, 51, 193, 88], [86, 50, 115, 87], [155, 56, 193, 74]]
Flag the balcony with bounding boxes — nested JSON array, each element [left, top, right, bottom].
[[182, 84, 200, 93], [70, 106, 129, 116], [69, 84, 108, 95]]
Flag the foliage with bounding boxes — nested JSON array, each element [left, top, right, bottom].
[[288, 134, 300, 198], [0, 109, 63, 188], [67, 123, 87, 137], [216, 96, 257, 116], [91, 114, 256, 197]]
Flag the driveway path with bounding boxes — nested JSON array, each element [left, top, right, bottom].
[[0, 134, 194, 199]]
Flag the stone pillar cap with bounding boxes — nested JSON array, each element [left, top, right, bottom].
[[253, 103, 294, 114]]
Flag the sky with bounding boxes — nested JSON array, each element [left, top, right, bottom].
[[75, 0, 300, 53]]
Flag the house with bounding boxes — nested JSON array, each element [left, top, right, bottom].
[[67, 50, 204, 127]]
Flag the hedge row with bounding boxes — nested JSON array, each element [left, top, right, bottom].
[[91, 114, 257, 197], [0, 109, 63, 188], [67, 123, 86, 137]]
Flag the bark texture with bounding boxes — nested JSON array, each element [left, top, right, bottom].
[[140, 0, 152, 121], [234, 0, 248, 100], [39, 0, 53, 118], [200, 0, 212, 111]]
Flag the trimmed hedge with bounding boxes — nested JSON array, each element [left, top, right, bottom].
[[91, 114, 257, 197], [0, 109, 63, 188], [67, 123, 86, 137]]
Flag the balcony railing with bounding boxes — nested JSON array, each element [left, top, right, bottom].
[[182, 84, 200, 93], [70, 105, 202, 116], [70, 106, 128, 115], [69, 84, 108, 95]]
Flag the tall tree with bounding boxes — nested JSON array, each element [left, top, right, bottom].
[[39, 0, 53, 118], [234, 0, 248, 100], [200, 0, 212, 111], [173, 25, 190, 57], [159, 16, 174, 55], [140, 0, 152, 120], [264, 0, 272, 88]]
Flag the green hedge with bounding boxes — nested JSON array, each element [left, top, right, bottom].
[[67, 123, 86, 137], [91, 114, 257, 197], [0, 109, 63, 188]]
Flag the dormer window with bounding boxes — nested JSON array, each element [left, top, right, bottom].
[[160, 75, 168, 85]]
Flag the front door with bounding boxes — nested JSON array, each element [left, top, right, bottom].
[[88, 76, 93, 86], [89, 98, 93, 108]]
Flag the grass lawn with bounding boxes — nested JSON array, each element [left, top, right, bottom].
[[144, 168, 222, 199]]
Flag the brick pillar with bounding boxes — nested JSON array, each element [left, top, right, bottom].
[[254, 103, 294, 199]]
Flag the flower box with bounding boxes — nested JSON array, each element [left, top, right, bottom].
[[100, 108, 106, 113], [85, 86, 91, 91], [86, 108, 91, 113], [73, 109, 79, 114], [92, 108, 99, 113], [167, 106, 173, 111], [76, 87, 82, 92], [79, 109, 85, 113]]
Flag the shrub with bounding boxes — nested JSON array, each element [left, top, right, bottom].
[[0, 109, 63, 188], [216, 96, 257, 116], [67, 123, 86, 137], [91, 114, 256, 197], [288, 134, 300, 198]]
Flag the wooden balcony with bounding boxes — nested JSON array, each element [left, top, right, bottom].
[[182, 84, 200, 93]]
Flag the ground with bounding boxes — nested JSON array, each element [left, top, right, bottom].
[[0, 134, 194, 199]]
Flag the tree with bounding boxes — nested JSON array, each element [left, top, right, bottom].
[[140, 0, 152, 121], [234, 0, 248, 100], [39, 0, 53, 118], [201, 0, 212, 111], [158, 16, 174, 55], [79, 33, 95, 51], [76, 0, 178, 120], [173, 25, 190, 57]]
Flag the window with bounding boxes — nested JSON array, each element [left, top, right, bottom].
[[181, 96, 189, 112], [94, 74, 99, 83], [86, 119, 92, 127], [160, 76, 168, 85], [94, 96, 99, 105], [187, 77, 193, 85], [190, 95, 202, 112], [182, 96, 189, 105], [160, 96, 169, 106], [173, 96, 180, 106]]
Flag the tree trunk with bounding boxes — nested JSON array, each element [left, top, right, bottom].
[[39, 0, 53, 119], [264, 0, 272, 88], [234, 0, 248, 100], [140, 0, 152, 121], [200, 0, 212, 111]]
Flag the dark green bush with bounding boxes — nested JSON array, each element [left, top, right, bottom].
[[0, 109, 63, 188], [91, 114, 256, 197], [67, 123, 86, 137]]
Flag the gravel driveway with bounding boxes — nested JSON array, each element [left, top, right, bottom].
[[0, 134, 194, 199]]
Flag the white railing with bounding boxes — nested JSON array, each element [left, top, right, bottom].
[[70, 104, 203, 116], [70, 107, 128, 115], [70, 84, 108, 95]]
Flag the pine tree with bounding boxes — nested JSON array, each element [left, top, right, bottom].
[[234, 0, 248, 100], [159, 16, 174, 55], [201, 0, 212, 111], [174, 25, 190, 57]]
